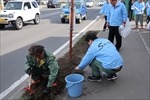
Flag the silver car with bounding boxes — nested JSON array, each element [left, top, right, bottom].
[[86, 0, 94, 7], [98, 0, 105, 6]]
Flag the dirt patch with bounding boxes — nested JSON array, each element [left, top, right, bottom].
[[20, 31, 99, 100]]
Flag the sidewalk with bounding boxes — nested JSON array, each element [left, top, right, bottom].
[[60, 17, 150, 100]]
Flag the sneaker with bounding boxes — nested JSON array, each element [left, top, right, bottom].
[[103, 29, 105, 32], [87, 75, 102, 82], [106, 74, 117, 81]]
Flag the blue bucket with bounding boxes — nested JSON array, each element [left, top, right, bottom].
[[65, 74, 84, 98]]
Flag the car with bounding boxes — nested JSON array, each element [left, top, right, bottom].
[[60, 0, 87, 24], [86, 0, 94, 7], [47, 0, 61, 8], [36, 0, 43, 5], [41, 0, 48, 5], [98, 0, 105, 6], [36, 0, 41, 5], [0, 0, 40, 30]]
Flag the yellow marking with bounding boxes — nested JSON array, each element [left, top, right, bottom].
[[0, 18, 6, 23], [66, 15, 69, 19]]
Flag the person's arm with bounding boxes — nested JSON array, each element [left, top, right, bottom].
[[47, 55, 59, 87], [122, 4, 128, 26], [146, 2, 149, 8], [78, 46, 96, 70], [131, 2, 135, 10], [24, 55, 33, 73], [99, 4, 105, 15], [141, 2, 145, 11], [106, 7, 110, 27]]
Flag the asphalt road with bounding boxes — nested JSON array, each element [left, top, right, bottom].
[[0, 3, 101, 99]]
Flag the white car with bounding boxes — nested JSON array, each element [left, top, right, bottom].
[[0, 0, 40, 30], [86, 0, 94, 7], [98, 0, 105, 6]]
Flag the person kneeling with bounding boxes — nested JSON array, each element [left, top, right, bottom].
[[24, 45, 60, 95], [75, 33, 123, 81]]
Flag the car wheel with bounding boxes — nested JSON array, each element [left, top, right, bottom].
[[83, 13, 87, 20], [14, 17, 23, 30], [61, 18, 65, 23], [76, 15, 82, 24], [47, 5, 50, 8], [33, 14, 40, 24], [0, 24, 5, 29]]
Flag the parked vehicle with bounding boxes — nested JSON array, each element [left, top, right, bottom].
[[47, 0, 61, 8], [86, 0, 94, 7], [36, 0, 41, 5], [98, 0, 105, 6], [41, 0, 48, 5], [60, 0, 87, 24], [0, 0, 40, 30]]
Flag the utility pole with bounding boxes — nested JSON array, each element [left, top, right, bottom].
[[69, 0, 74, 59], [0, 0, 4, 10]]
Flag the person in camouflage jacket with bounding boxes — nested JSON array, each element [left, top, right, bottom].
[[24, 45, 60, 95]]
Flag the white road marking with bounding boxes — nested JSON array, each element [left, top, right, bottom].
[[137, 29, 150, 55], [0, 16, 102, 99]]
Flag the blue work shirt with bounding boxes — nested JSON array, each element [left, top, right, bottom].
[[78, 38, 123, 70], [131, 1, 145, 14], [107, 1, 127, 26], [146, 1, 150, 16], [99, 1, 110, 16]]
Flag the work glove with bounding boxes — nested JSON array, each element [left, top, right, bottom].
[[43, 87, 51, 95], [26, 68, 32, 75]]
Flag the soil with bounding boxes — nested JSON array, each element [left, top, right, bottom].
[[20, 31, 99, 100]]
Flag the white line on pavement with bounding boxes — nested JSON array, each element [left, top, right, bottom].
[[137, 29, 150, 55], [0, 16, 102, 99]]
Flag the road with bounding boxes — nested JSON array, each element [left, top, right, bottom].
[[0, 3, 102, 99]]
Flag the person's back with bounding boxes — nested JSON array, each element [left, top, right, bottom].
[[89, 38, 123, 69], [75, 33, 123, 81]]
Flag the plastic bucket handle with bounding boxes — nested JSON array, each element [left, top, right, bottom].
[[66, 83, 74, 88]]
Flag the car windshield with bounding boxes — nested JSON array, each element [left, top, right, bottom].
[[86, 0, 93, 2], [65, 2, 81, 9], [99, 0, 104, 2], [49, 0, 58, 3], [4, 2, 22, 10]]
